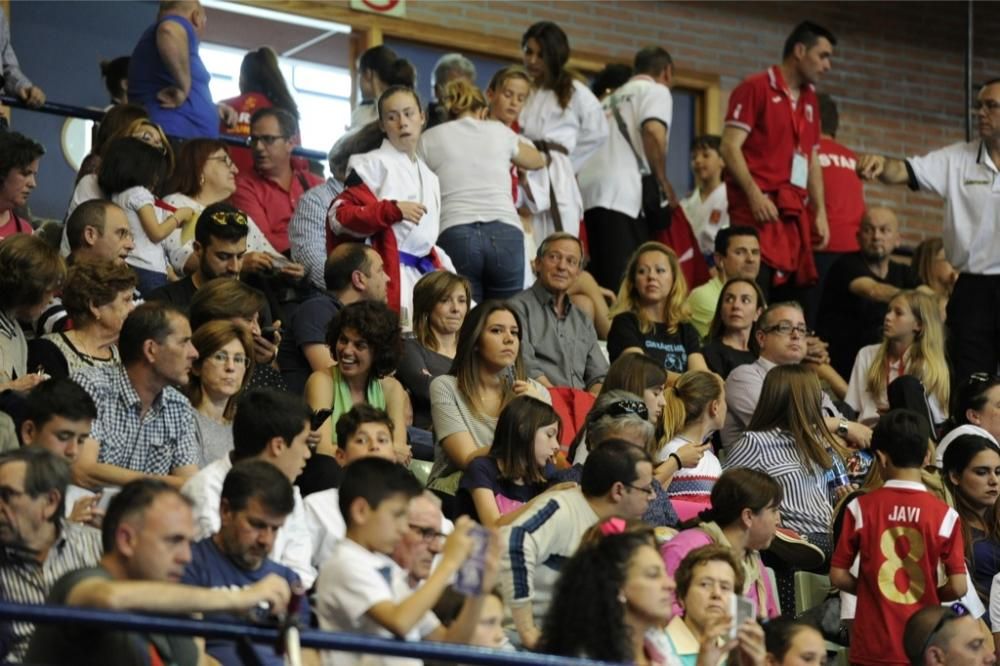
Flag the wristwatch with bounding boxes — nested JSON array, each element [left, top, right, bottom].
[[836, 419, 850, 438]]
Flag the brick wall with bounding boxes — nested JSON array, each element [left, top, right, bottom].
[[402, 0, 1000, 246]]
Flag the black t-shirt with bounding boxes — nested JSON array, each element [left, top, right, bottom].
[[148, 275, 197, 310], [295, 452, 344, 497], [701, 340, 756, 379], [817, 253, 918, 377], [276, 292, 341, 396], [25, 566, 200, 666], [396, 336, 453, 431], [456, 457, 549, 522], [607, 312, 701, 373]]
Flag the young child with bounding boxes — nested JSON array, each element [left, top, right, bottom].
[[330, 86, 453, 324], [97, 136, 195, 295], [314, 457, 497, 666], [830, 409, 967, 666], [457, 396, 561, 528], [679, 135, 729, 261], [303, 404, 398, 571]]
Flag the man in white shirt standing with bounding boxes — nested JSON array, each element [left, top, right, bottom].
[[579, 46, 676, 291], [857, 78, 1000, 382]]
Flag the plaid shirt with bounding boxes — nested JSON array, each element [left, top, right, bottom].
[[72, 364, 198, 475], [289, 178, 342, 289]]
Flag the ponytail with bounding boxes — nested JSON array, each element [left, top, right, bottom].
[[659, 371, 723, 442], [441, 79, 487, 120]]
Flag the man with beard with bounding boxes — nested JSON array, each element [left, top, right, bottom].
[[816, 207, 918, 378], [182, 460, 313, 666]]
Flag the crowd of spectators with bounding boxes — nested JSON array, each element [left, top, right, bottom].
[[0, 2, 997, 665]]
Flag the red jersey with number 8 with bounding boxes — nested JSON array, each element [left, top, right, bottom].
[[832, 480, 966, 665]]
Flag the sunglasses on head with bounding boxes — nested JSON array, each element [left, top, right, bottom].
[[920, 603, 970, 657], [601, 399, 649, 422], [209, 210, 249, 227]]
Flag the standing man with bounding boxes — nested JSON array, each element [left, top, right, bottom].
[[230, 108, 323, 255], [579, 46, 676, 291], [128, 0, 236, 139], [721, 21, 835, 300], [857, 78, 1000, 381], [426, 54, 476, 129]]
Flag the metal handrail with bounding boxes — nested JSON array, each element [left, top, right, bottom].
[[0, 94, 329, 162], [0, 601, 621, 666]]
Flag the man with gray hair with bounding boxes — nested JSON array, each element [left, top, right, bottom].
[[427, 53, 477, 129]]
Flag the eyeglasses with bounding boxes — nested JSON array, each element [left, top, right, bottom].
[[207, 154, 236, 168], [210, 210, 249, 227], [920, 603, 970, 657], [409, 524, 446, 543], [207, 351, 250, 367], [625, 483, 655, 497], [761, 321, 810, 337], [247, 134, 288, 147], [602, 399, 650, 421]]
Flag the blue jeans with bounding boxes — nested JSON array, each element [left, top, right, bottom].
[[438, 221, 524, 303]]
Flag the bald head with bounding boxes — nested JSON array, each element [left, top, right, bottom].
[[858, 206, 900, 263]]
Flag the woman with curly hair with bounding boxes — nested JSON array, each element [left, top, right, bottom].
[[608, 241, 707, 379], [28, 259, 136, 378]]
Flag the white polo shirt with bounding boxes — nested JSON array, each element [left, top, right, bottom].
[[908, 140, 1000, 274], [579, 75, 673, 218]]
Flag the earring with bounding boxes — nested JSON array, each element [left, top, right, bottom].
[[199, 176, 205, 186], [617, 592, 627, 604]]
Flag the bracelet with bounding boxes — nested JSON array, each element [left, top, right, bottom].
[[669, 453, 683, 470]]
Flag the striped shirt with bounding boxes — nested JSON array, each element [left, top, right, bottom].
[[288, 178, 342, 289], [0, 520, 103, 661], [723, 428, 833, 535]]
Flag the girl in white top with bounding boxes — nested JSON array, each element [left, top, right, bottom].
[[420, 78, 545, 302], [845, 289, 949, 427], [97, 136, 194, 295], [518, 22, 608, 244], [330, 86, 453, 322]]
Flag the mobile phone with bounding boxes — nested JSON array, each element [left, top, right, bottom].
[[454, 525, 490, 596], [729, 595, 755, 639], [96, 487, 121, 513], [500, 365, 516, 392], [311, 408, 333, 431], [260, 325, 281, 343]]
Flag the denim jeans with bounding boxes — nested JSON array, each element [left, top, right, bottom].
[[438, 221, 525, 303]]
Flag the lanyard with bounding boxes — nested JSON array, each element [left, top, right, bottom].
[[773, 67, 807, 150]]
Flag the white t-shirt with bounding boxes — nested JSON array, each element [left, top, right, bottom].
[[844, 343, 947, 427], [316, 538, 441, 666], [418, 117, 522, 232], [579, 75, 672, 218], [680, 184, 729, 256], [114, 185, 166, 274], [304, 487, 345, 572]]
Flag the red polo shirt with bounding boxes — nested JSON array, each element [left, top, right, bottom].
[[230, 166, 323, 254], [817, 136, 864, 253]]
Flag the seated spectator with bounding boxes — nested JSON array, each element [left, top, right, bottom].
[[701, 277, 765, 378], [278, 243, 388, 396], [941, 376, 1000, 469], [426, 301, 550, 508], [0, 449, 102, 662], [911, 236, 958, 323], [817, 206, 919, 378], [189, 277, 285, 391], [396, 271, 469, 431], [28, 260, 136, 378], [508, 232, 608, 393], [941, 433, 1000, 612], [182, 460, 317, 666], [437, 586, 511, 652], [763, 619, 828, 666], [0, 132, 44, 240], [98, 137, 195, 295], [184, 321, 253, 467], [314, 458, 497, 662], [608, 241, 707, 378], [661, 468, 782, 619], [657, 371, 725, 511], [419, 78, 545, 302], [722, 301, 870, 450], [0, 235, 65, 395], [182, 388, 315, 587], [570, 372, 663, 465], [391, 491, 453, 590], [230, 108, 323, 255], [25, 479, 293, 665], [907, 605, 996, 666], [163, 138, 290, 278], [303, 405, 398, 569], [681, 135, 731, 263], [71, 302, 199, 489], [458, 396, 560, 527], [667, 545, 746, 663], [687, 226, 761, 339], [304, 301, 409, 495], [845, 289, 950, 427], [499, 439, 654, 648], [724, 364, 848, 555], [831, 409, 968, 666]]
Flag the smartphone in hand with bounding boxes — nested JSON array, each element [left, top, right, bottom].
[[454, 525, 490, 596], [729, 595, 755, 639]]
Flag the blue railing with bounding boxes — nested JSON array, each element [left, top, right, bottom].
[[0, 94, 329, 162], [0, 601, 621, 666]]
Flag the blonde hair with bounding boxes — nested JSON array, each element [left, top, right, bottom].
[[610, 241, 689, 335], [864, 290, 949, 411], [661, 371, 723, 442], [440, 79, 487, 119], [487, 65, 532, 93]]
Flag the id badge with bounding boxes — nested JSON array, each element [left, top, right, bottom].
[[790, 151, 808, 189]]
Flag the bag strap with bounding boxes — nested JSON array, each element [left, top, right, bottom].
[[608, 95, 648, 175]]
